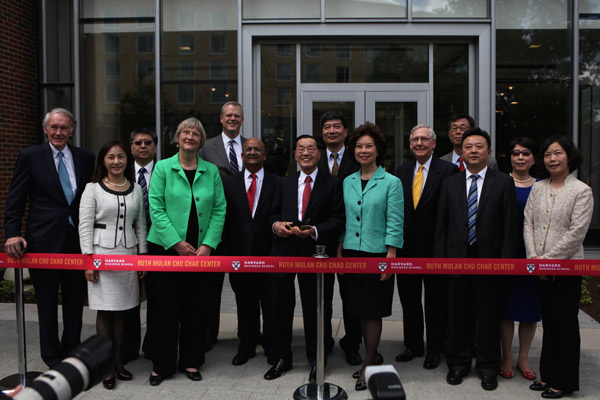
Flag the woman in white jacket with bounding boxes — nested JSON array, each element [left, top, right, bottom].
[[79, 140, 147, 390]]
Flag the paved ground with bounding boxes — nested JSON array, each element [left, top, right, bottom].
[[1, 277, 599, 400]]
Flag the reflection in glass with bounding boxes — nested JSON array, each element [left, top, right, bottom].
[[311, 102, 355, 142], [375, 102, 417, 171], [325, 0, 406, 19], [412, 0, 489, 18], [82, 0, 155, 19], [243, 0, 320, 19]]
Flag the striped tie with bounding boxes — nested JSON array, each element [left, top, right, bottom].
[[58, 151, 74, 225], [228, 140, 239, 174], [467, 174, 479, 245], [138, 167, 150, 228]]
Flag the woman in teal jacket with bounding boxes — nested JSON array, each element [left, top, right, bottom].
[[338, 122, 404, 391], [146, 117, 226, 386]]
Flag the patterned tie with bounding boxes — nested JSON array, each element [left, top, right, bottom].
[[412, 164, 424, 209], [331, 153, 340, 176], [467, 174, 479, 245], [228, 140, 239, 174], [247, 173, 256, 215], [138, 167, 150, 227], [302, 175, 312, 219], [458, 156, 466, 172], [58, 151, 74, 225]]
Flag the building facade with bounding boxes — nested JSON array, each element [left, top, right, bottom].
[[1, 0, 599, 246]]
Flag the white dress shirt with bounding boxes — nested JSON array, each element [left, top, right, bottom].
[[297, 168, 319, 240], [465, 166, 488, 206], [135, 160, 154, 184], [221, 132, 243, 170], [326, 146, 345, 174], [50, 143, 77, 196], [244, 168, 264, 218]]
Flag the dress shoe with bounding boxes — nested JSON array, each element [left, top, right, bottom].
[[264, 359, 292, 380], [517, 366, 536, 380], [481, 375, 498, 391], [500, 369, 514, 379], [374, 353, 384, 365], [352, 369, 361, 379], [232, 351, 256, 366], [309, 366, 317, 383], [115, 365, 133, 381], [149, 373, 163, 386], [530, 380, 549, 391], [446, 370, 465, 385], [103, 374, 116, 390], [395, 348, 423, 362], [355, 378, 367, 391], [344, 349, 362, 366], [541, 388, 570, 399], [423, 353, 440, 369]]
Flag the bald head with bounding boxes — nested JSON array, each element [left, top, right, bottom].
[[242, 138, 266, 173]]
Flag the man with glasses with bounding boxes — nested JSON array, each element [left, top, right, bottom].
[[4, 108, 95, 367], [441, 114, 497, 171]]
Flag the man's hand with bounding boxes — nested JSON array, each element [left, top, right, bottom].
[[5, 237, 27, 259], [291, 225, 315, 239], [273, 221, 293, 238]]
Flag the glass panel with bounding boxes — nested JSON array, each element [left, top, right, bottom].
[[161, 0, 238, 158], [311, 102, 356, 141], [243, 0, 320, 19], [374, 102, 417, 171], [261, 44, 297, 177], [412, 0, 489, 18], [325, 0, 407, 19], [82, 0, 155, 19], [496, 0, 566, 29], [300, 43, 428, 83], [581, 0, 600, 14], [433, 43, 469, 157]]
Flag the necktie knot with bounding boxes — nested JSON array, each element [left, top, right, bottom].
[[305, 175, 312, 184], [139, 167, 147, 175]]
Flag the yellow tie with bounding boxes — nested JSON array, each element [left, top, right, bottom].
[[412, 164, 424, 209]]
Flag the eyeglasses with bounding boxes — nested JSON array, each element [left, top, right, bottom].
[[511, 150, 532, 157], [133, 139, 154, 146], [47, 125, 70, 133], [410, 137, 432, 143], [449, 124, 470, 133]]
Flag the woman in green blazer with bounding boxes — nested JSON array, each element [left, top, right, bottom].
[[146, 117, 226, 386], [338, 122, 404, 391]]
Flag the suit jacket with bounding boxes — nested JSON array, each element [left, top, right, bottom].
[[4, 143, 95, 253], [318, 147, 360, 180], [147, 153, 226, 251], [221, 170, 280, 256], [198, 135, 247, 178], [270, 169, 345, 257], [78, 182, 148, 254], [434, 168, 519, 258], [441, 151, 498, 170], [396, 157, 458, 257], [523, 174, 593, 260], [343, 166, 404, 254]]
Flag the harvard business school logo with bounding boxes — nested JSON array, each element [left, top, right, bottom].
[[93, 259, 102, 269], [378, 262, 387, 272], [526, 263, 536, 274], [232, 261, 241, 271]]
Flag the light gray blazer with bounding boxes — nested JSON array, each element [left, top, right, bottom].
[[523, 174, 593, 259], [441, 151, 498, 170], [79, 181, 148, 254]]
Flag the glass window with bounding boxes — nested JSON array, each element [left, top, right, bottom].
[[325, 0, 407, 19], [210, 34, 227, 55], [179, 35, 195, 54], [136, 60, 153, 78], [210, 83, 229, 104], [104, 60, 121, 79], [304, 64, 322, 83], [210, 62, 227, 79], [177, 84, 195, 104], [412, 0, 489, 18], [82, 1, 155, 19], [137, 35, 154, 53], [179, 61, 194, 79], [276, 63, 292, 82], [336, 66, 350, 83], [179, 10, 196, 30], [104, 35, 121, 54], [336, 44, 351, 60], [243, 0, 320, 19], [104, 84, 121, 104], [275, 87, 291, 106], [305, 44, 322, 58], [276, 44, 293, 56]]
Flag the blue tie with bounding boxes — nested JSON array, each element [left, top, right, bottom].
[[58, 151, 74, 225], [138, 167, 150, 228], [467, 174, 479, 245], [228, 140, 239, 174]]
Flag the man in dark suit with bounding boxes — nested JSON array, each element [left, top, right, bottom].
[[395, 124, 458, 370], [434, 128, 518, 391], [440, 114, 498, 170], [4, 108, 95, 367], [265, 135, 344, 382], [316, 110, 363, 366], [222, 138, 280, 366], [198, 101, 248, 349]]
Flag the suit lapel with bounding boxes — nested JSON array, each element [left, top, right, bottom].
[[254, 172, 272, 219], [70, 145, 84, 196], [234, 172, 253, 218], [419, 158, 441, 207], [214, 138, 231, 173], [402, 161, 416, 210], [44, 143, 68, 204], [477, 168, 496, 215], [303, 169, 327, 219]]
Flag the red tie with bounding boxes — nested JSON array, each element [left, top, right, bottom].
[[247, 173, 256, 214], [302, 175, 312, 219], [458, 156, 466, 172]]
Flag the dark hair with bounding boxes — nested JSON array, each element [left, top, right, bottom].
[[461, 127, 491, 149], [320, 111, 348, 130], [92, 141, 134, 183], [508, 137, 539, 175], [348, 122, 387, 166], [129, 127, 157, 144], [538, 135, 583, 178], [447, 114, 476, 131], [294, 134, 322, 151]]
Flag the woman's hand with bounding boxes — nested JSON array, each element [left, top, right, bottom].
[[196, 245, 212, 256], [380, 273, 392, 281], [381, 246, 397, 280], [85, 270, 99, 282], [172, 241, 196, 256]]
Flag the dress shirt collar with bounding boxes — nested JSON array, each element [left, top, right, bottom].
[[451, 150, 462, 165], [135, 160, 154, 175], [466, 166, 488, 181], [414, 155, 433, 174], [244, 168, 264, 182], [221, 132, 242, 148], [299, 168, 318, 186], [49, 142, 73, 161], [327, 146, 345, 162]]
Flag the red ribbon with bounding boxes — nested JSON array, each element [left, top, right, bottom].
[[1, 253, 600, 276]]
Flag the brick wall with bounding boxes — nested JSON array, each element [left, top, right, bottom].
[[0, 0, 40, 250]]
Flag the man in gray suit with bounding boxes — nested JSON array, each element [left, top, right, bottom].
[[440, 114, 497, 170], [198, 101, 247, 350]]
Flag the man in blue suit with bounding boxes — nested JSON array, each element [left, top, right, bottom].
[[4, 108, 95, 366]]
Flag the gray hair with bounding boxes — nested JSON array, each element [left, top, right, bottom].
[[174, 117, 206, 150], [42, 108, 77, 133], [220, 101, 243, 116], [409, 124, 436, 141], [129, 127, 157, 144]]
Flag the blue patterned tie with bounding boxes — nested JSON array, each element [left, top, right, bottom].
[[467, 174, 479, 245], [58, 151, 74, 225], [228, 140, 239, 174], [138, 167, 150, 227]]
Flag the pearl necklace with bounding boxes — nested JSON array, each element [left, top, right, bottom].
[[105, 178, 128, 187], [510, 173, 533, 183]]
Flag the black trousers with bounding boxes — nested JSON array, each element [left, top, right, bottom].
[[336, 273, 362, 353], [538, 276, 581, 393], [30, 225, 86, 367], [204, 272, 224, 343]]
